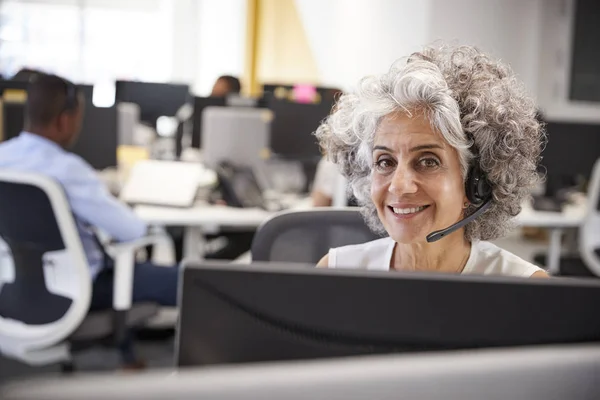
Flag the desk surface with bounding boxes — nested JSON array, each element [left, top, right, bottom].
[[516, 201, 586, 228], [135, 197, 312, 228]]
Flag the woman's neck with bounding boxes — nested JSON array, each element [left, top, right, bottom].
[[390, 233, 471, 274]]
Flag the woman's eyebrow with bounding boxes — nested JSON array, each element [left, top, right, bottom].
[[372, 145, 393, 152], [372, 144, 444, 153], [409, 144, 444, 152]]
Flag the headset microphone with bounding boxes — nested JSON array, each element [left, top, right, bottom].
[[426, 199, 492, 242]]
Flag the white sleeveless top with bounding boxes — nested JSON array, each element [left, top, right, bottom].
[[328, 237, 544, 277]]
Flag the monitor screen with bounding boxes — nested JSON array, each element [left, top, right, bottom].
[[268, 99, 333, 161], [176, 261, 600, 367], [71, 105, 118, 169], [541, 121, 600, 196], [115, 80, 189, 126], [2, 101, 117, 169]]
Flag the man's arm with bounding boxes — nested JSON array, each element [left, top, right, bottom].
[[63, 157, 147, 242]]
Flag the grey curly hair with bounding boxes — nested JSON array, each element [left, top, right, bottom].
[[315, 44, 545, 241]]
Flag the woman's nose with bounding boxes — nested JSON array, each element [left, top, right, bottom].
[[388, 166, 418, 195]]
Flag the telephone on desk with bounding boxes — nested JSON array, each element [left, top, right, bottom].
[[210, 162, 277, 210]]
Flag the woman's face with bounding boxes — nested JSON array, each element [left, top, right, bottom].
[[370, 111, 467, 244]]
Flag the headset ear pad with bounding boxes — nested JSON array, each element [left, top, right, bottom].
[[465, 164, 492, 206]]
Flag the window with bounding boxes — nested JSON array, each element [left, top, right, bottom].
[[0, 0, 172, 84]]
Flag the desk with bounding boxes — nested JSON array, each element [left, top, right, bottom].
[[516, 201, 586, 274], [135, 198, 312, 260]]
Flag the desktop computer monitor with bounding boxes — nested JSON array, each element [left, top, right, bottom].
[[176, 261, 600, 367], [268, 99, 333, 161], [541, 121, 600, 197], [115, 80, 190, 126], [2, 101, 117, 169], [2, 102, 25, 142], [71, 105, 118, 169], [190, 96, 226, 149]]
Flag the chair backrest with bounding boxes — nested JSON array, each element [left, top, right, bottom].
[[251, 208, 382, 264], [0, 170, 91, 357], [579, 158, 600, 276]]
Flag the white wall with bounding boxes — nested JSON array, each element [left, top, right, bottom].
[[428, 0, 542, 101], [295, 0, 432, 90], [193, 0, 247, 95]]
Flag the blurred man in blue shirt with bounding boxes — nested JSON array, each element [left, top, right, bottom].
[[0, 73, 178, 313]]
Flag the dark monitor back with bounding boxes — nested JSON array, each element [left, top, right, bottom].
[[78, 84, 94, 101], [190, 96, 226, 149], [268, 99, 333, 161], [71, 105, 118, 169], [177, 262, 600, 368], [115, 80, 190, 125], [2, 101, 25, 142], [0, 80, 28, 94], [541, 120, 600, 196]]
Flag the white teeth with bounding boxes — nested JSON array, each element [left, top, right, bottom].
[[392, 206, 426, 215]]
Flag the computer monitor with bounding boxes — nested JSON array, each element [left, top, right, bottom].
[[268, 98, 333, 161], [71, 104, 118, 169], [0, 80, 28, 95], [190, 96, 227, 149], [176, 261, 600, 367], [115, 80, 190, 126], [2, 100, 117, 168], [2, 101, 25, 142], [78, 84, 94, 101], [541, 120, 600, 197], [4, 345, 600, 400]]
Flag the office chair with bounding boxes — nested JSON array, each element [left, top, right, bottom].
[[579, 158, 600, 276], [0, 170, 170, 370], [251, 208, 382, 264], [534, 158, 600, 277]]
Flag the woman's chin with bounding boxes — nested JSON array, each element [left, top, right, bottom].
[[387, 229, 430, 245]]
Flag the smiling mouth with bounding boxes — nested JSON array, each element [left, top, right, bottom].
[[388, 205, 430, 215]]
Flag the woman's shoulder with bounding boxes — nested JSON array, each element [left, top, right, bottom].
[[465, 241, 545, 277], [328, 237, 394, 270]]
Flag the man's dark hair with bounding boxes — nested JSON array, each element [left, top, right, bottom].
[[218, 75, 242, 94], [25, 73, 80, 128], [12, 68, 41, 82]]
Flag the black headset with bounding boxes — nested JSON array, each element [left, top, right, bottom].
[[465, 162, 493, 206]]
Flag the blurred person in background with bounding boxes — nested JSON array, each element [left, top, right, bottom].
[[0, 72, 180, 368], [211, 75, 242, 97]]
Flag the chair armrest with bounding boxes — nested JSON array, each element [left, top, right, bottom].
[[105, 232, 171, 311], [105, 232, 170, 258]]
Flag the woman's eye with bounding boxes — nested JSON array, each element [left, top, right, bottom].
[[374, 158, 395, 173], [418, 157, 440, 169]]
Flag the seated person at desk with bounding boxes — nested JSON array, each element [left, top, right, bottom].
[[316, 44, 548, 277], [0, 74, 179, 310], [311, 156, 358, 207], [312, 157, 341, 207], [211, 75, 242, 97]]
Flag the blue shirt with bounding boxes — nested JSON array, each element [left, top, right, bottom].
[[0, 132, 147, 278]]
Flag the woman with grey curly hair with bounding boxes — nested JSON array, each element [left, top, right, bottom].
[[316, 44, 548, 277]]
